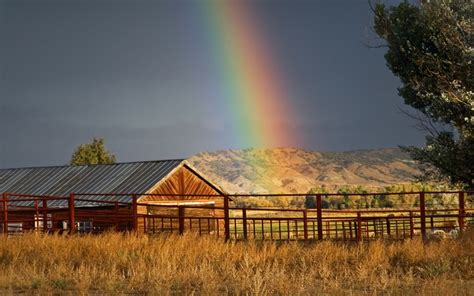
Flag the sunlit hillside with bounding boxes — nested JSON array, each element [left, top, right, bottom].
[[190, 148, 420, 194]]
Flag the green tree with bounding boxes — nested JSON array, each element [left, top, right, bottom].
[[304, 194, 316, 209], [304, 186, 328, 209], [70, 138, 116, 166], [372, 0, 473, 189]]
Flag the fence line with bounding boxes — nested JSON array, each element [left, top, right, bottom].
[[1, 191, 473, 241]]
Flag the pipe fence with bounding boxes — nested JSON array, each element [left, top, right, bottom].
[[1, 191, 473, 241]]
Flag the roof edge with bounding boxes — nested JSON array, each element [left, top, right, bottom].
[[0, 159, 186, 171], [181, 160, 228, 195]]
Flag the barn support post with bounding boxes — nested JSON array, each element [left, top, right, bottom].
[[132, 194, 138, 232], [303, 209, 308, 240], [42, 198, 48, 233], [223, 195, 230, 241], [114, 202, 120, 232], [458, 191, 466, 232], [2, 192, 8, 236], [242, 207, 248, 240], [316, 194, 323, 240], [68, 193, 75, 235], [178, 206, 185, 235], [419, 192, 426, 241]]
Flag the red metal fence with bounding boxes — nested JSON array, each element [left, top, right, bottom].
[[1, 191, 473, 241]]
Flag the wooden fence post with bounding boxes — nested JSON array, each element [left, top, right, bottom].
[[420, 192, 426, 241], [2, 192, 8, 236], [316, 194, 323, 240], [68, 193, 75, 235], [357, 212, 362, 242], [409, 211, 414, 239], [303, 209, 308, 240], [224, 195, 230, 241], [242, 207, 248, 240], [459, 191, 466, 232], [132, 194, 138, 232], [178, 206, 185, 235]]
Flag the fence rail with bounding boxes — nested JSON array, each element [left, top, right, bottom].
[[1, 191, 473, 241]]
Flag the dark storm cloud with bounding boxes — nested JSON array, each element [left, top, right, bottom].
[[0, 0, 425, 168]]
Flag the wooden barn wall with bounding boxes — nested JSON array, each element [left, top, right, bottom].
[[137, 165, 225, 233], [138, 165, 224, 207]]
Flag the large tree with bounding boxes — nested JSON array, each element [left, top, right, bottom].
[[70, 137, 116, 166], [372, 0, 473, 189]]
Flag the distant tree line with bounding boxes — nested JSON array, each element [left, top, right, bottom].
[[303, 183, 461, 210], [233, 183, 465, 210]]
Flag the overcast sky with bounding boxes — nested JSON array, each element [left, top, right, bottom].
[[0, 0, 425, 168]]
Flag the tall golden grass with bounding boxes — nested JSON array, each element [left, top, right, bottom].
[[0, 231, 473, 295]]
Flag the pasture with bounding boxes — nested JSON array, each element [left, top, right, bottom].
[[0, 231, 473, 295]]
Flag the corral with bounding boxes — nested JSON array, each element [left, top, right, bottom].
[[1, 161, 473, 241]]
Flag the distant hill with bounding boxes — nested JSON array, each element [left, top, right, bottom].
[[189, 148, 420, 194]]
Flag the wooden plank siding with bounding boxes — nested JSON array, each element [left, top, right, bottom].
[[136, 164, 225, 233]]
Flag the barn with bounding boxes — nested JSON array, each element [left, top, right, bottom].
[[0, 160, 227, 234]]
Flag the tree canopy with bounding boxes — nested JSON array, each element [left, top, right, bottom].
[[373, 0, 473, 188], [70, 138, 116, 166]]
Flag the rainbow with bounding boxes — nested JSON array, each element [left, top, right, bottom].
[[201, 0, 297, 149]]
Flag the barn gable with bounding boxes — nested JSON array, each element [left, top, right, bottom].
[[141, 163, 224, 200]]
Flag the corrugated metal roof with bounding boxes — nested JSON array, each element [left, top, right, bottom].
[[0, 160, 184, 207]]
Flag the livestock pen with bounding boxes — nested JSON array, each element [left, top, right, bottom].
[[1, 190, 473, 242]]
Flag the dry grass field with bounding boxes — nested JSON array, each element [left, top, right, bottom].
[[0, 231, 473, 295]]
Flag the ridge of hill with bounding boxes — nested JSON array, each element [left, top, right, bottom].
[[189, 148, 420, 194]]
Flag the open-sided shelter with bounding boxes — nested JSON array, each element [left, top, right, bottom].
[[0, 160, 226, 233]]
